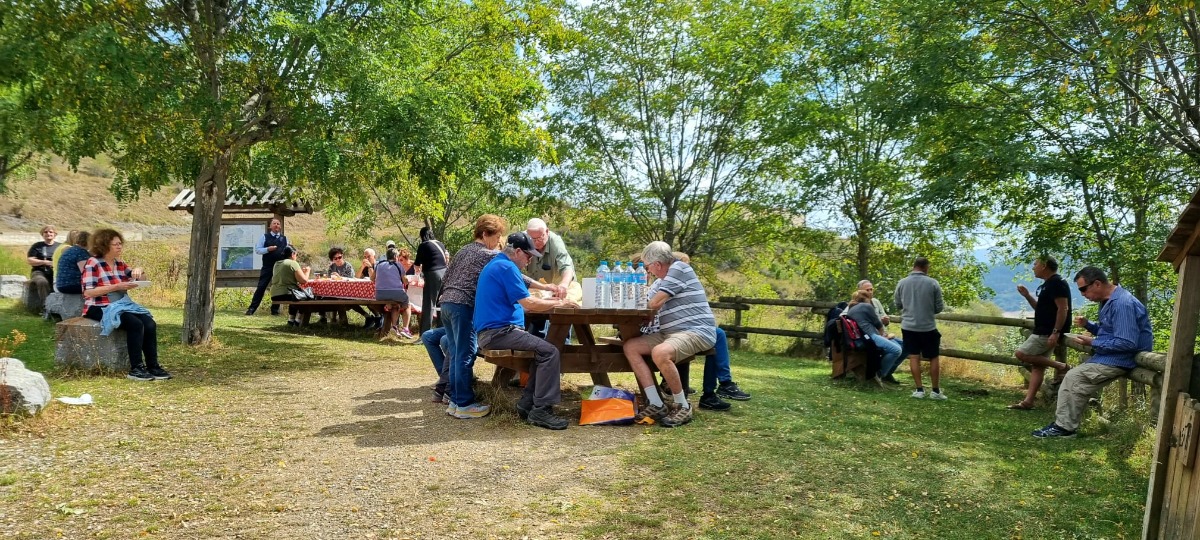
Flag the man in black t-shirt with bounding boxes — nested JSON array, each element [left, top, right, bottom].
[[25, 225, 61, 314], [1008, 255, 1072, 410]]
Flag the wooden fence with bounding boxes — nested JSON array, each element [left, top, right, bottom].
[[712, 296, 1168, 391]]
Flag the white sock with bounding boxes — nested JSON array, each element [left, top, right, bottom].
[[643, 386, 664, 407], [673, 391, 690, 409]]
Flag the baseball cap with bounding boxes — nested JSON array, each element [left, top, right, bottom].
[[506, 232, 542, 258], [385, 240, 396, 249]]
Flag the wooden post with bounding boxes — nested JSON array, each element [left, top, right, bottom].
[[733, 296, 743, 351], [1144, 255, 1200, 539]]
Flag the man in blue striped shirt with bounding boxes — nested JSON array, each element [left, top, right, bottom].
[[622, 241, 716, 428], [1033, 266, 1154, 438]]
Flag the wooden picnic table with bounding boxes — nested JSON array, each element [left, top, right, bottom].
[[275, 279, 425, 338], [481, 306, 712, 388]]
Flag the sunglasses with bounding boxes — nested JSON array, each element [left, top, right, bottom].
[[333, 256, 343, 260], [1078, 280, 1095, 294]]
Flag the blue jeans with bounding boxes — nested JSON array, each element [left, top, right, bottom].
[[678, 327, 734, 394], [421, 327, 451, 393], [442, 302, 478, 406], [870, 333, 904, 377]]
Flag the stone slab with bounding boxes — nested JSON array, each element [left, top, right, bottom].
[[45, 292, 85, 321], [0, 275, 26, 299], [54, 317, 130, 373]]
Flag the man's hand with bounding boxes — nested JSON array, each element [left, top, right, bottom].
[[1047, 332, 1059, 347], [881, 315, 890, 326], [1074, 316, 1089, 328], [1074, 335, 1094, 347], [131, 268, 145, 280], [267, 246, 277, 252], [1016, 284, 1029, 297], [552, 284, 567, 299]]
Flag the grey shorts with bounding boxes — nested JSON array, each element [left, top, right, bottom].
[[1016, 334, 1053, 357]]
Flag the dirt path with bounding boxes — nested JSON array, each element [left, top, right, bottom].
[[1, 356, 641, 539]]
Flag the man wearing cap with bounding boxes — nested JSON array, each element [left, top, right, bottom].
[[522, 218, 574, 338], [474, 232, 579, 429], [246, 218, 289, 316]]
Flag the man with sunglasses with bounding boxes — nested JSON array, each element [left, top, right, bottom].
[[1032, 266, 1153, 438]]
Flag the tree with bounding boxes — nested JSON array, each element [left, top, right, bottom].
[[548, 0, 807, 258], [5, 0, 557, 344]]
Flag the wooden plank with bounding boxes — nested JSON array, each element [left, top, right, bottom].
[[1179, 397, 1200, 468], [1146, 255, 1200, 540]]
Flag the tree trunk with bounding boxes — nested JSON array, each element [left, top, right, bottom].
[[181, 149, 232, 345], [856, 230, 870, 281]]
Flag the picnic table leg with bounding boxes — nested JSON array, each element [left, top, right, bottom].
[[300, 309, 313, 326], [590, 373, 612, 387]]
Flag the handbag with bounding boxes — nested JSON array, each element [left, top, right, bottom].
[[287, 287, 315, 301]]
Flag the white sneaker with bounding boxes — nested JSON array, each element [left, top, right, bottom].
[[930, 391, 948, 400], [911, 389, 926, 399]]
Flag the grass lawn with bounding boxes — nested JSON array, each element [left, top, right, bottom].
[[0, 299, 1148, 539]]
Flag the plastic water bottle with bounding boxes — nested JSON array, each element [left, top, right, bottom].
[[622, 261, 636, 309], [595, 261, 610, 308], [610, 261, 626, 308], [634, 262, 647, 309]]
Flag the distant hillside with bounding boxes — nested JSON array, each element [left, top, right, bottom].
[[976, 250, 1087, 313]]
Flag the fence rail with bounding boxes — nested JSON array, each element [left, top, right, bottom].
[[709, 295, 1168, 389]]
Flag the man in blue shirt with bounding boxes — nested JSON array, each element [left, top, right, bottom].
[[474, 232, 579, 429], [1032, 266, 1154, 438]]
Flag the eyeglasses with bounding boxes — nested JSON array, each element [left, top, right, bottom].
[[333, 256, 343, 260], [1077, 280, 1095, 294]]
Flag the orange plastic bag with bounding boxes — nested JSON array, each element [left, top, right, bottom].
[[579, 387, 636, 426]]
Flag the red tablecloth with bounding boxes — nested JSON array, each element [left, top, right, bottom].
[[308, 279, 375, 300]]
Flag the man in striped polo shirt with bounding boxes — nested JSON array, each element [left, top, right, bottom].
[[622, 241, 716, 428]]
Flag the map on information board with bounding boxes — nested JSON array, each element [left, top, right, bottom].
[[219, 223, 264, 270]]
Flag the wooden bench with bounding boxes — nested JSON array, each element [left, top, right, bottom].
[[830, 318, 877, 382], [274, 299, 409, 336], [481, 339, 715, 387]]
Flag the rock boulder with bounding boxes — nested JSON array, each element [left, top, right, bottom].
[[0, 274, 27, 299], [45, 292, 86, 321], [0, 358, 51, 415], [54, 317, 130, 373]]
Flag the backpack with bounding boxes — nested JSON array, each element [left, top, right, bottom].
[[823, 302, 849, 349], [839, 314, 869, 350]]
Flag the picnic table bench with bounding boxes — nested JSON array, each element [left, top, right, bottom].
[[480, 307, 714, 388]]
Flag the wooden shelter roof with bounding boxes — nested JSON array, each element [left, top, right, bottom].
[[1158, 186, 1200, 269], [167, 187, 314, 216]]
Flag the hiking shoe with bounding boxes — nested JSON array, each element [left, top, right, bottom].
[[660, 404, 693, 428], [881, 375, 900, 385], [526, 405, 569, 430], [445, 403, 458, 415], [716, 381, 751, 401], [244, 309, 255, 316], [399, 327, 414, 339], [929, 391, 948, 400], [127, 368, 153, 382], [911, 389, 926, 399], [634, 403, 669, 425], [1032, 423, 1076, 439], [451, 402, 491, 419], [699, 393, 731, 411], [147, 367, 173, 380], [515, 399, 534, 420], [431, 390, 445, 403]]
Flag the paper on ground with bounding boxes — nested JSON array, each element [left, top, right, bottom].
[[56, 393, 93, 405]]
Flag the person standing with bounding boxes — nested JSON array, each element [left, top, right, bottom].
[[414, 226, 450, 333], [1032, 266, 1153, 438], [246, 218, 289, 316], [26, 225, 61, 313], [474, 232, 578, 429], [894, 257, 947, 400], [522, 218, 575, 338], [1008, 256, 1072, 410], [439, 215, 506, 418]]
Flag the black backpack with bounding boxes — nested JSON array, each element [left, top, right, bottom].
[[823, 302, 849, 357]]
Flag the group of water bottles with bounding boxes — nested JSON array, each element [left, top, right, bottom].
[[594, 261, 648, 309]]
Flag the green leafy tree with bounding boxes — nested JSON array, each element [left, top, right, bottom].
[[4, 0, 557, 344], [547, 0, 808, 259]]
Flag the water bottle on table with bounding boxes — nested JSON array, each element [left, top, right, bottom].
[[634, 262, 647, 309], [595, 260, 610, 308], [610, 261, 626, 308]]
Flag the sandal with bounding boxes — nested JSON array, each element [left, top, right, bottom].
[[1006, 401, 1035, 410]]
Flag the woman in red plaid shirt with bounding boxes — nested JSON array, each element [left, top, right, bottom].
[[81, 229, 171, 381]]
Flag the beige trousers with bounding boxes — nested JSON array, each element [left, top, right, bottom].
[[1054, 362, 1128, 431]]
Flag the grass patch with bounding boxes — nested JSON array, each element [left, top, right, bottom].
[[0, 299, 1150, 538]]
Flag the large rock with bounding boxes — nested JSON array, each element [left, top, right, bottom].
[[0, 275, 27, 299], [54, 317, 130, 373], [0, 358, 51, 415], [44, 292, 85, 321]]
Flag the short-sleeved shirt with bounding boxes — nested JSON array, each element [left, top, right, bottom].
[[28, 241, 61, 279], [374, 260, 406, 291], [328, 261, 355, 278], [524, 231, 573, 284], [1033, 274, 1071, 335], [81, 257, 132, 310], [473, 253, 530, 332], [270, 259, 303, 297], [439, 242, 499, 307], [415, 240, 449, 273], [653, 261, 716, 347], [56, 245, 91, 290]]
